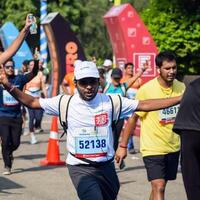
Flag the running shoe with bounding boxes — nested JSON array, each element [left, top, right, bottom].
[[3, 167, 11, 175]]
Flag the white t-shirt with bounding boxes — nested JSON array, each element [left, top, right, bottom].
[[39, 93, 139, 165]]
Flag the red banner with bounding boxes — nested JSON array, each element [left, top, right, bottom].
[[104, 3, 158, 83]]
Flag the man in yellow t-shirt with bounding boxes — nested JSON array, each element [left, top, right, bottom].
[[116, 51, 185, 200]]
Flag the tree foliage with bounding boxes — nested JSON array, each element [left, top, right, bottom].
[[0, 0, 36, 28], [0, 0, 199, 74], [0, 0, 148, 62], [141, 0, 200, 74]]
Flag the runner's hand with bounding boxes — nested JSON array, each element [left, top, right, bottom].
[[115, 146, 127, 163], [24, 13, 36, 31], [141, 59, 150, 72], [0, 66, 8, 85]]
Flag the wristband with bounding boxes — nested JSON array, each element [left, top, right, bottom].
[[119, 144, 127, 149]]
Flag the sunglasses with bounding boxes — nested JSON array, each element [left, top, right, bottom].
[[78, 78, 98, 86], [4, 65, 14, 69], [113, 77, 121, 81]]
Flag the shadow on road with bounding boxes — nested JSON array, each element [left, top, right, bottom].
[[0, 176, 24, 194], [14, 153, 46, 160], [14, 153, 65, 160], [12, 164, 66, 175]]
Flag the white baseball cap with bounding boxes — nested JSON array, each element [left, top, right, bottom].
[[74, 60, 100, 80], [103, 59, 112, 67]]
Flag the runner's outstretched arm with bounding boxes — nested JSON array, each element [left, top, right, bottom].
[[0, 66, 40, 109], [136, 96, 182, 112], [115, 94, 182, 162], [0, 14, 32, 65]]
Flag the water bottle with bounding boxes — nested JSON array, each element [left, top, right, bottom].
[[29, 14, 37, 34]]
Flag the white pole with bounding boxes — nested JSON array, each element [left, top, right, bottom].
[[40, 0, 48, 68]]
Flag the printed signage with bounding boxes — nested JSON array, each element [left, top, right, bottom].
[[42, 12, 86, 95], [104, 3, 158, 83]]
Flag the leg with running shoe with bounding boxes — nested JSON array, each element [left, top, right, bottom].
[[1, 124, 12, 175], [0, 117, 22, 175], [27, 108, 37, 144], [34, 108, 44, 133]]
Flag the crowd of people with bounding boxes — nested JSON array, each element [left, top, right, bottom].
[[0, 12, 199, 200]]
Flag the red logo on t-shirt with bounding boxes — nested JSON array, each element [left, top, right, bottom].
[[95, 113, 108, 126]]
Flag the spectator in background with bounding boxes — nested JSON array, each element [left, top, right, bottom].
[[103, 59, 113, 83], [121, 62, 143, 154], [24, 59, 48, 144], [61, 64, 76, 95], [121, 63, 142, 99]]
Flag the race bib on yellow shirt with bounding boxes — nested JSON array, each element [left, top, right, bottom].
[[3, 90, 19, 106], [72, 127, 108, 158], [159, 105, 180, 124]]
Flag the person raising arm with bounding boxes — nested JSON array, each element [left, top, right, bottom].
[[0, 14, 35, 65]]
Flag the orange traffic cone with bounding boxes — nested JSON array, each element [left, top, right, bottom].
[[40, 116, 65, 166]]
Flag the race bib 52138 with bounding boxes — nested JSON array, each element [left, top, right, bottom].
[[72, 127, 109, 158]]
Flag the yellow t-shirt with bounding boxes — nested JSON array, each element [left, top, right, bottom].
[[136, 78, 185, 157]]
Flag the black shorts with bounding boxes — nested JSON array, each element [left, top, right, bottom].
[[68, 162, 119, 200], [143, 151, 180, 181]]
